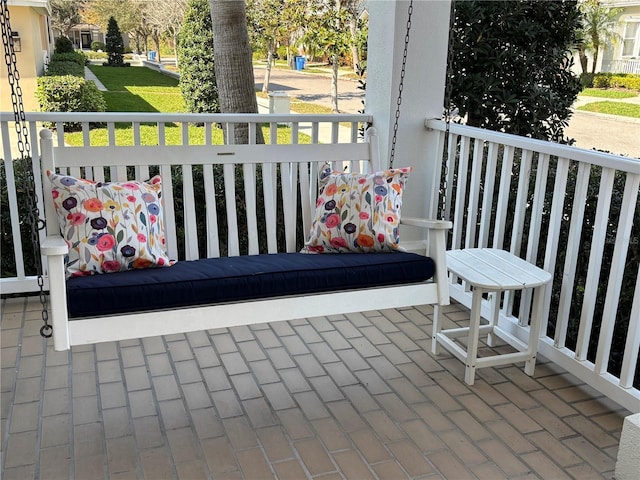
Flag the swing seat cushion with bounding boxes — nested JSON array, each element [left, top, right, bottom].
[[65, 251, 436, 318]]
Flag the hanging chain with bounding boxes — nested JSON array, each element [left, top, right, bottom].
[[1, 0, 51, 338], [440, 0, 456, 220], [389, 0, 413, 169]]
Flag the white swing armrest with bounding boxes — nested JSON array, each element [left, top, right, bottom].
[[41, 235, 69, 256], [400, 217, 452, 230]]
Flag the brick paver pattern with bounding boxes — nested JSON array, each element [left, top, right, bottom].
[[0, 297, 629, 479]]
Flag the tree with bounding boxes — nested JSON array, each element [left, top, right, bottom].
[[178, 0, 219, 113], [105, 16, 125, 66], [449, 0, 582, 142], [50, 0, 86, 37], [578, 0, 622, 74], [209, 0, 264, 144], [143, 0, 188, 62], [302, 3, 351, 112], [81, 0, 142, 35]]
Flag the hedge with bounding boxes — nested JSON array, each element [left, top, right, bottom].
[[593, 72, 640, 91], [51, 51, 88, 66], [44, 60, 84, 77], [36, 75, 106, 130]]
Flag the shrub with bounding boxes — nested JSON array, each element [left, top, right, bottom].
[[36, 75, 106, 130], [91, 41, 105, 52], [609, 75, 640, 91], [51, 51, 88, 66], [84, 51, 108, 60], [593, 72, 613, 88], [54, 36, 74, 54], [44, 60, 84, 77]]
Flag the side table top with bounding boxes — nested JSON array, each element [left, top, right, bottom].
[[446, 248, 552, 290]]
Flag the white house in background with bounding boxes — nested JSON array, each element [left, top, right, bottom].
[[0, 0, 53, 112], [600, 0, 640, 73]]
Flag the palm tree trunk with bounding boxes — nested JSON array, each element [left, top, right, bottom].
[[209, 0, 264, 144], [349, 16, 359, 73]]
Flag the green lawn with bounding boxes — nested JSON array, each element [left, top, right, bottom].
[[577, 101, 640, 119], [579, 88, 638, 99], [73, 65, 308, 146]]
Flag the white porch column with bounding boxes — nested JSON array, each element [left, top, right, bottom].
[[365, 0, 451, 228]]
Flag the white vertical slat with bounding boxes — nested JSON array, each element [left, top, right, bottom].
[[1, 154, 26, 278], [504, 149, 533, 316], [525, 153, 550, 264], [132, 123, 150, 179], [270, 123, 278, 145], [158, 123, 166, 146], [182, 122, 189, 146], [479, 142, 499, 247], [224, 163, 240, 256], [595, 172, 640, 374], [205, 123, 212, 145], [465, 138, 484, 249], [291, 123, 299, 145], [160, 164, 178, 260], [443, 133, 458, 223], [280, 162, 297, 252], [107, 123, 118, 180], [182, 164, 199, 260], [555, 161, 590, 348], [539, 156, 570, 336], [262, 162, 278, 253], [299, 162, 312, 243], [69, 166, 82, 178], [28, 121, 47, 274], [226, 123, 236, 146], [575, 167, 615, 361], [82, 122, 90, 148], [56, 124, 65, 151], [331, 122, 339, 145], [492, 145, 515, 249], [202, 163, 220, 258], [509, 149, 533, 257], [311, 123, 319, 144], [619, 265, 640, 388], [519, 153, 550, 326], [428, 130, 446, 220], [244, 163, 259, 255], [451, 135, 470, 250]]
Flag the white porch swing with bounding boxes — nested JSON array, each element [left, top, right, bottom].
[[1, 0, 452, 351]]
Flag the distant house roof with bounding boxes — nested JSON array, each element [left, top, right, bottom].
[[7, 0, 50, 15]]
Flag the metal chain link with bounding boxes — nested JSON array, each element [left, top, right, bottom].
[[1, 0, 51, 338], [440, 0, 457, 221], [389, 0, 413, 168]]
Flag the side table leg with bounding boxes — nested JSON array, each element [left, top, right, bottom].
[[432, 304, 442, 355], [465, 288, 484, 385], [486, 291, 501, 347], [524, 284, 547, 376]]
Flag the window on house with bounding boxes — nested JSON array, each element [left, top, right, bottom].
[[622, 21, 639, 57]]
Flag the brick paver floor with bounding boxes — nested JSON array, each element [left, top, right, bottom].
[[0, 296, 630, 479]]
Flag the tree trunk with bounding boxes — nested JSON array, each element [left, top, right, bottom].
[[591, 45, 599, 74], [577, 48, 588, 74], [263, 49, 274, 93], [349, 16, 359, 72], [153, 32, 161, 63], [209, 0, 264, 144], [331, 54, 339, 113]]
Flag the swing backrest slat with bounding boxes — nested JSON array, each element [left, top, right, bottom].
[[40, 130, 377, 261]]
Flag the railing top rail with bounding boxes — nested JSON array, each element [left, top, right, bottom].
[[0, 111, 372, 124], [426, 118, 640, 174]]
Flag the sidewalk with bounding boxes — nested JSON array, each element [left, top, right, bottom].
[[84, 66, 107, 91]]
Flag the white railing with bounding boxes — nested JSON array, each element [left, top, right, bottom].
[[0, 111, 370, 294], [427, 119, 640, 413], [602, 59, 640, 74]]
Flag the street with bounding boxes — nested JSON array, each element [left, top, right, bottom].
[[254, 65, 639, 158]]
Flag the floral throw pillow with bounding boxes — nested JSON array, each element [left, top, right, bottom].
[[302, 165, 412, 253], [47, 171, 173, 277]]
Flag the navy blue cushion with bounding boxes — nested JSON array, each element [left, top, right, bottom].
[[66, 252, 435, 318]]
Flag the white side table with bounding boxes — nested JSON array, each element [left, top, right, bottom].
[[432, 248, 553, 385]]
